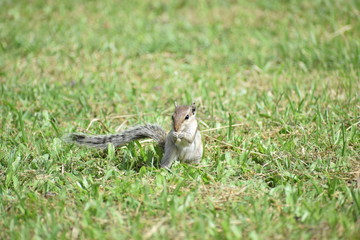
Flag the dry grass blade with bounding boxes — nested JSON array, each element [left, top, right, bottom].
[[327, 25, 352, 40], [108, 113, 155, 119], [201, 123, 244, 133], [86, 118, 111, 133], [144, 218, 167, 239], [203, 133, 268, 157], [161, 106, 175, 114], [115, 120, 128, 132], [199, 119, 210, 128], [346, 120, 360, 131]]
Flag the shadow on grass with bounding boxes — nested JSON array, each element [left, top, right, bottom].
[[80, 141, 163, 172]]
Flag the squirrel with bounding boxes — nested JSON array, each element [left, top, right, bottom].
[[64, 103, 203, 169]]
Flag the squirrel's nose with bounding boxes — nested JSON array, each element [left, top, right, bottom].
[[173, 123, 180, 132]]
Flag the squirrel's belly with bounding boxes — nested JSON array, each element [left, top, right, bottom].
[[173, 131, 202, 163], [177, 141, 199, 162]]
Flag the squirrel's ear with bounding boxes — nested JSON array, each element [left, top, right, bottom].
[[191, 102, 196, 115]]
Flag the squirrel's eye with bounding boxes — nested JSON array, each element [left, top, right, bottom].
[[185, 115, 189, 120]]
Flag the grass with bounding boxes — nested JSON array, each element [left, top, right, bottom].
[[0, 0, 359, 239]]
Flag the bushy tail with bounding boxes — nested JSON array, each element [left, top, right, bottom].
[[63, 124, 167, 150]]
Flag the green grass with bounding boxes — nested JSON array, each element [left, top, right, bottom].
[[0, 0, 359, 239]]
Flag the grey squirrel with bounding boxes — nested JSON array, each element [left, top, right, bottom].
[[64, 103, 203, 168]]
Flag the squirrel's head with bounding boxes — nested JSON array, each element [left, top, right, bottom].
[[172, 103, 197, 132]]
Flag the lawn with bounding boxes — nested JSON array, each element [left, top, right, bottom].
[[0, 0, 359, 239]]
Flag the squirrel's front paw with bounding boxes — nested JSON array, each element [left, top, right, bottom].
[[173, 132, 184, 139], [173, 132, 180, 142], [173, 132, 184, 143], [173, 132, 179, 139], [177, 133, 185, 139]]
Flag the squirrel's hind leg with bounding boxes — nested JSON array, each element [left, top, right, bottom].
[[160, 138, 178, 168]]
